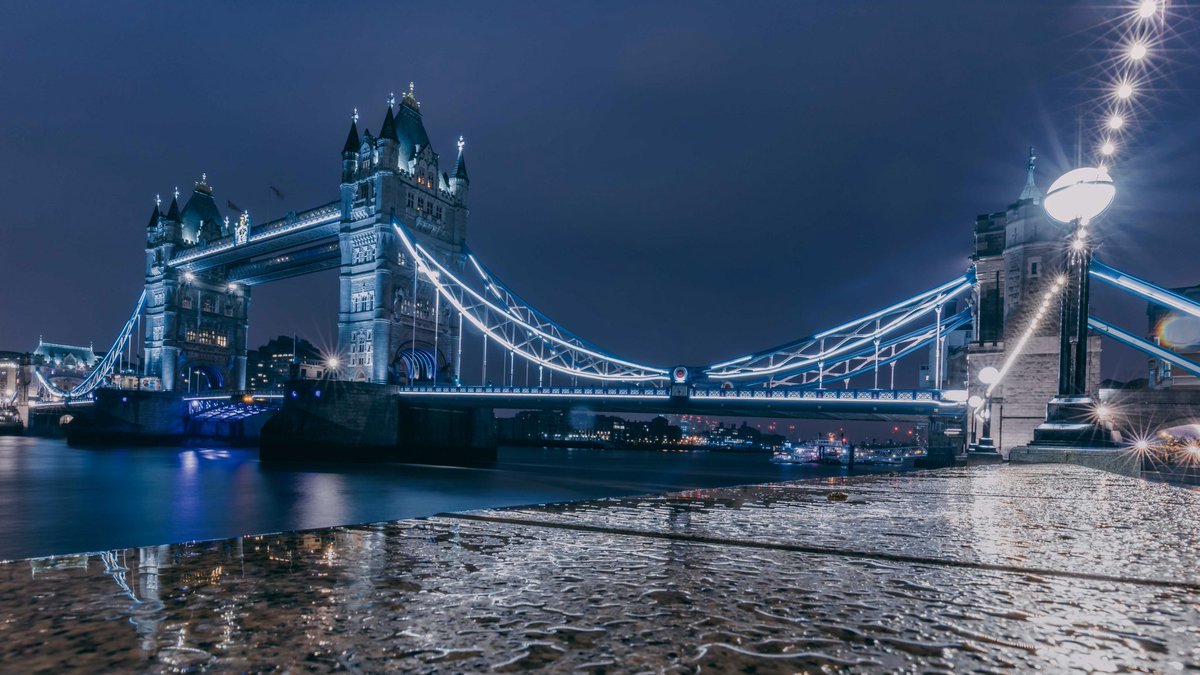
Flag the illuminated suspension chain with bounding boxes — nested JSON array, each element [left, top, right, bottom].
[[704, 273, 973, 381], [770, 308, 972, 388], [392, 220, 668, 383], [35, 291, 147, 399]]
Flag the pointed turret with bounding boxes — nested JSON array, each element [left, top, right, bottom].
[[165, 189, 181, 221], [1018, 146, 1042, 204], [454, 143, 469, 182], [342, 110, 361, 184], [380, 97, 399, 142], [342, 113, 361, 155], [146, 201, 161, 229], [451, 135, 470, 205]]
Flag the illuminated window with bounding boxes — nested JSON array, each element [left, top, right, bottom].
[[185, 328, 228, 347], [349, 329, 373, 367], [351, 290, 375, 313]]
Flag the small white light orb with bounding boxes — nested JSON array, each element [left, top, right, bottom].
[[1137, 0, 1157, 19], [1107, 114, 1126, 131], [1134, 438, 1150, 451], [227, 283, 238, 292], [183, 272, 195, 282], [1116, 81, 1134, 100], [1043, 166, 1117, 224], [1100, 140, 1116, 156], [978, 366, 1000, 385], [326, 357, 340, 369], [968, 395, 984, 408], [1128, 41, 1149, 61]]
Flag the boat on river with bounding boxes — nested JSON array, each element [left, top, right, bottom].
[[772, 438, 848, 464]]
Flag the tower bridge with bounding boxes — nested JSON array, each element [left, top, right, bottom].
[[29, 91, 1200, 466]]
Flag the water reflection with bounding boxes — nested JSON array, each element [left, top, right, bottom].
[[7, 468, 1194, 673], [0, 437, 905, 560]]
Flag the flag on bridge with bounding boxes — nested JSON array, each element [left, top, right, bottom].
[[227, 200, 243, 212], [269, 185, 284, 199]]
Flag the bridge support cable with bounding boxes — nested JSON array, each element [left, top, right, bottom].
[[392, 219, 668, 383], [766, 309, 971, 388], [34, 290, 147, 399], [704, 271, 974, 382], [1090, 259, 1200, 320], [464, 249, 663, 383], [1087, 315, 1200, 378]]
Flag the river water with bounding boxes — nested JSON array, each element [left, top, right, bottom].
[[0, 436, 907, 560]]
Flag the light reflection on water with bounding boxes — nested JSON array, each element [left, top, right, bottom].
[[9, 468, 1197, 674], [0, 436, 903, 560]]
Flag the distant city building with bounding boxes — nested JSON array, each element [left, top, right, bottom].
[[31, 338, 103, 399], [246, 336, 327, 391], [1147, 287, 1200, 389]]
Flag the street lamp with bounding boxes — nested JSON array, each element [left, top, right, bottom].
[[1032, 166, 1119, 448], [975, 367, 1000, 453]]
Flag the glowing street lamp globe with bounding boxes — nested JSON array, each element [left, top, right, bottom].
[[1043, 166, 1116, 224], [977, 366, 1000, 385]]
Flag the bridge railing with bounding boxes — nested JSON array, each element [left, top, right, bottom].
[[393, 385, 948, 404], [690, 388, 940, 402], [396, 385, 672, 398]]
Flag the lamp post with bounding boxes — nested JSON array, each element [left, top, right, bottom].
[[1031, 166, 1118, 447], [975, 366, 999, 452]]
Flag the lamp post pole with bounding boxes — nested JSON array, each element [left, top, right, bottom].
[[1027, 166, 1117, 449], [1058, 218, 1093, 397]]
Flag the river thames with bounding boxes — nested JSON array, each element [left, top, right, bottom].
[[0, 436, 906, 560]]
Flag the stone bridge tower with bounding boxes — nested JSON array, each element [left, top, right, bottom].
[[144, 178, 250, 392], [337, 86, 471, 384], [966, 149, 1101, 452]]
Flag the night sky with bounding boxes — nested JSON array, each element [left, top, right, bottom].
[[3, 1, 1199, 382]]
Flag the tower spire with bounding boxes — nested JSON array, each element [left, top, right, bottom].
[[342, 109, 361, 154], [380, 96, 399, 141], [1018, 146, 1041, 203], [454, 135, 469, 181]]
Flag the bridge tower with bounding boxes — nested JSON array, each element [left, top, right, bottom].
[[966, 149, 1101, 452], [336, 86, 468, 384], [144, 178, 250, 392]]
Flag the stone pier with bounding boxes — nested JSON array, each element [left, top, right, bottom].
[[260, 379, 496, 465]]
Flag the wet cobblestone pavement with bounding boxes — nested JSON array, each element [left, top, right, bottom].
[[0, 464, 1197, 672]]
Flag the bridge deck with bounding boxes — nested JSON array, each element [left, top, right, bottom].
[[390, 385, 962, 420]]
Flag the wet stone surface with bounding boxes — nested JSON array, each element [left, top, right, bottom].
[[0, 464, 1196, 672]]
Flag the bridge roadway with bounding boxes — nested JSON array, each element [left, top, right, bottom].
[[384, 385, 963, 421], [168, 201, 364, 286]]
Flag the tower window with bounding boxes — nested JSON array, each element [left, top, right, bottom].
[[1028, 257, 1042, 278]]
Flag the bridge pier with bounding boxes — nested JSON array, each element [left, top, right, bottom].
[[260, 380, 496, 465]]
